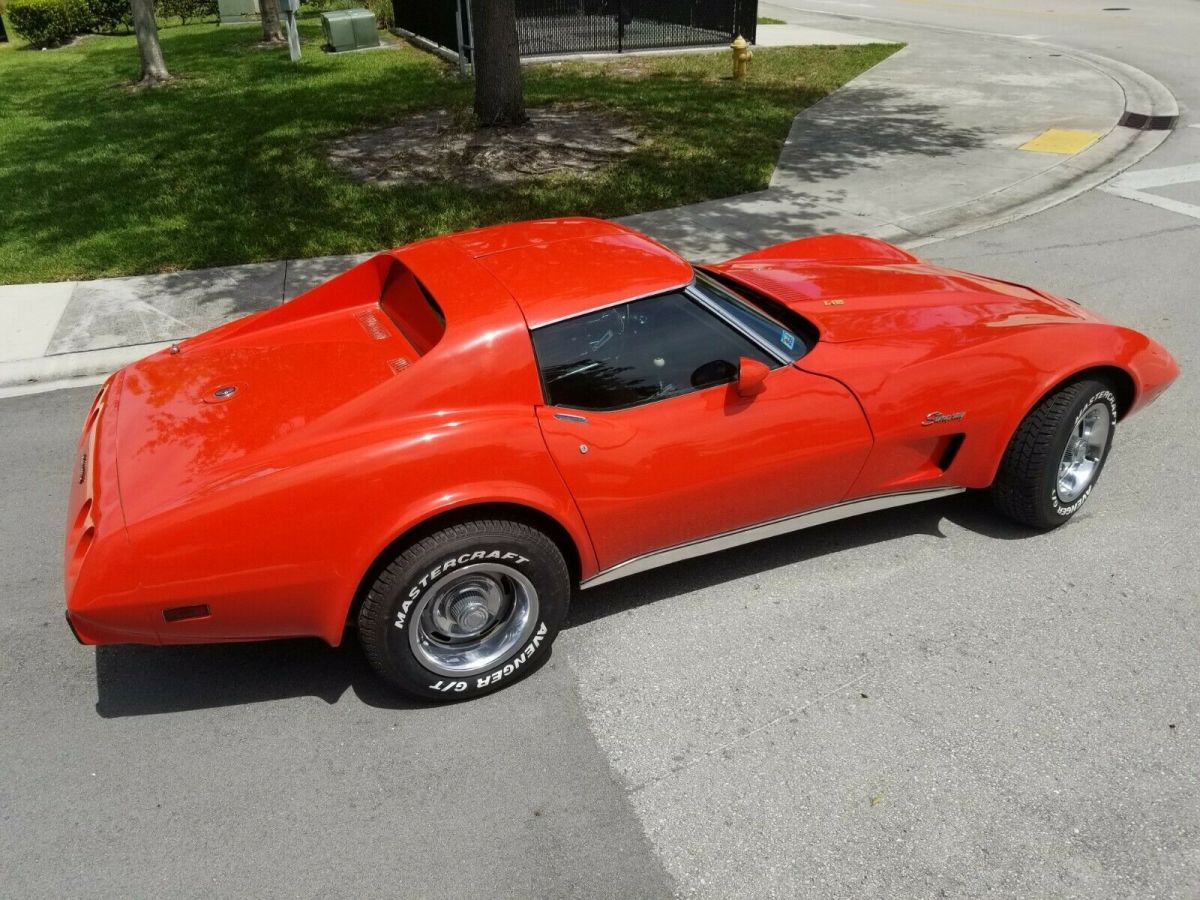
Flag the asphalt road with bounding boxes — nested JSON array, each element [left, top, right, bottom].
[[0, 387, 675, 899], [4, 2, 1199, 897]]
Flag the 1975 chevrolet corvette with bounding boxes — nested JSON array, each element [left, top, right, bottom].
[[64, 218, 1178, 699]]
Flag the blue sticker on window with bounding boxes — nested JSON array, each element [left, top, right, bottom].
[[780, 331, 796, 351]]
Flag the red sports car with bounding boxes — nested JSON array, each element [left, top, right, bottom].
[[64, 219, 1178, 699]]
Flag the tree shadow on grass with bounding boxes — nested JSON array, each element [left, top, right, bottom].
[[0, 25, 463, 280], [0, 33, 983, 282]]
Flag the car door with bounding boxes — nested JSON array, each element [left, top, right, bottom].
[[532, 287, 873, 572]]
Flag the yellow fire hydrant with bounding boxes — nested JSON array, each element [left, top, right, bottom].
[[731, 34, 752, 80]]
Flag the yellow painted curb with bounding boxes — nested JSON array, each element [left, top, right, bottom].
[[1019, 128, 1104, 155]]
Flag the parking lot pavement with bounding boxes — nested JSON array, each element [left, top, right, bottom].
[[0, 388, 673, 900]]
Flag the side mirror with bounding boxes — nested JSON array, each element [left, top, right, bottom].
[[736, 357, 769, 398]]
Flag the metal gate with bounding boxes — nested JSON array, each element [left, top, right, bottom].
[[393, 0, 467, 58], [515, 0, 756, 55], [393, 0, 757, 59]]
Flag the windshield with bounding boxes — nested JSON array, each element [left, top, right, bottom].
[[693, 271, 807, 361]]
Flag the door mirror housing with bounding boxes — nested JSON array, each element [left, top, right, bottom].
[[736, 357, 770, 397]]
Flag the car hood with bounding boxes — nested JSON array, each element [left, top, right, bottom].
[[710, 260, 1099, 343], [114, 303, 407, 525]]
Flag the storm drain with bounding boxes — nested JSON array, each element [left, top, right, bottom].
[[1118, 112, 1178, 131]]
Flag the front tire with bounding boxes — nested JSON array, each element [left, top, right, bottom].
[[991, 379, 1118, 529], [359, 519, 570, 701]]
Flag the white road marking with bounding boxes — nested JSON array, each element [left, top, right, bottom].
[[1101, 163, 1200, 221]]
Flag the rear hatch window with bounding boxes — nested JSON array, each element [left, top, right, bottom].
[[379, 261, 446, 355]]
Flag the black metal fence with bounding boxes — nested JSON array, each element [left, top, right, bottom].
[[394, 0, 466, 57], [393, 0, 757, 58]]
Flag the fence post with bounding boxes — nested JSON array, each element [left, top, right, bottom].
[[462, 0, 475, 69], [740, 0, 759, 44], [455, 0, 468, 76]]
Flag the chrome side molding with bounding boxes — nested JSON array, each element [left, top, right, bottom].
[[580, 487, 966, 589]]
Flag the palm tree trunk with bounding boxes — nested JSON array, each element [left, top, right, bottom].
[[260, 0, 284, 44], [129, 0, 169, 83], [470, 0, 526, 127]]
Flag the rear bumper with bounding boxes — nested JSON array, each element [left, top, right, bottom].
[[64, 606, 161, 645], [63, 608, 150, 646], [64, 610, 84, 645]]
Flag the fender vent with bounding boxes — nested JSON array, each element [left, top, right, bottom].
[[937, 434, 966, 472]]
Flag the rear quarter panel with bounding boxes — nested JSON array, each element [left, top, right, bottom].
[[106, 241, 600, 648], [124, 408, 591, 645], [113, 245, 596, 646]]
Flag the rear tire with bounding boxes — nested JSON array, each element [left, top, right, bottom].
[[359, 519, 570, 701], [991, 379, 1118, 529]]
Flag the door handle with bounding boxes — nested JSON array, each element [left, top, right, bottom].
[[553, 412, 589, 424]]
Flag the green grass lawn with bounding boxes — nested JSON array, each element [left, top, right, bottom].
[[0, 20, 899, 284]]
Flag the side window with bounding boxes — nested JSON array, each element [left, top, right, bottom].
[[532, 291, 777, 412]]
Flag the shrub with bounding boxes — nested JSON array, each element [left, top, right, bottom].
[[156, 0, 216, 24], [364, 0, 390, 29], [86, 0, 128, 31], [7, 0, 88, 47]]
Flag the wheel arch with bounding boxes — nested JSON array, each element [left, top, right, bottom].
[[979, 363, 1136, 488], [1032, 364, 1136, 421], [345, 502, 585, 629]]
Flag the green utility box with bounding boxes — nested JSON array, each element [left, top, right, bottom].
[[218, 0, 260, 26], [320, 8, 380, 52]]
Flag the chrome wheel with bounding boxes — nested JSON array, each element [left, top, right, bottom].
[[409, 563, 539, 678], [1056, 402, 1111, 503]]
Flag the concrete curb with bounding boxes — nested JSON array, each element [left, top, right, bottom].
[[901, 42, 1178, 247], [0, 343, 172, 398]]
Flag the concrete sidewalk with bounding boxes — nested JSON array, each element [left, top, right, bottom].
[[0, 9, 1176, 395], [620, 12, 1176, 257]]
